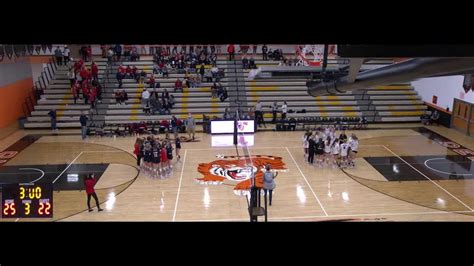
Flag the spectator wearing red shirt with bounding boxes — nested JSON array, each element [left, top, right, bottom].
[[86, 45, 92, 62], [174, 78, 183, 93], [125, 65, 132, 79], [84, 174, 103, 212], [72, 81, 80, 104], [91, 61, 99, 81], [118, 64, 126, 75], [82, 82, 90, 104], [80, 67, 89, 82], [149, 74, 156, 89], [131, 65, 138, 80], [227, 44, 235, 60]]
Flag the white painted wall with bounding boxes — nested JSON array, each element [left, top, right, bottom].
[[412, 75, 474, 111]]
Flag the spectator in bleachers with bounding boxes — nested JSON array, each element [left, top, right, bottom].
[[210, 45, 215, 54], [142, 88, 150, 107], [204, 69, 213, 83], [149, 74, 156, 89], [131, 65, 138, 81], [150, 96, 161, 115], [162, 89, 170, 102], [262, 44, 268, 60], [115, 91, 123, 105], [174, 78, 183, 92], [107, 48, 114, 64], [199, 64, 205, 80], [118, 64, 126, 75], [82, 82, 90, 104], [281, 101, 288, 119], [91, 61, 99, 81], [239, 45, 249, 55], [68, 68, 76, 87], [162, 65, 169, 78], [169, 94, 175, 108], [122, 90, 128, 105], [253, 45, 257, 55], [88, 87, 97, 110], [86, 45, 92, 62], [48, 109, 57, 132], [430, 110, 440, 125], [211, 64, 219, 80], [63, 45, 70, 65], [255, 101, 266, 128], [271, 101, 279, 123], [153, 62, 159, 74], [220, 88, 228, 102], [249, 58, 257, 69], [116, 71, 123, 88], [139, 69, 147, 84], [125, 65, 132, 79], [143, 103, 151, 116], [211, 82, 218, 98], [54, 46, 63, 66], [80, 111, 88, 140], [79, 66, 90, 83], [242, 57, 249, 69], [130, 46, 139, 61], [162, 98, 171, 115], [72, 80, 80, 104], [114, 44, 122, 61], [210, 53, 217, 65], [227, 44, 235, 60]]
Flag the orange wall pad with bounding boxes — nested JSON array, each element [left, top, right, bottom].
[[0, 77, 34, 127], [28, 56, 54, 64]]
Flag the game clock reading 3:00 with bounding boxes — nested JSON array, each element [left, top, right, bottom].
[[2, 183, 53, 218]]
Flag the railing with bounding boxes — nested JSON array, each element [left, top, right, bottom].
[[34, 56, 59, 100]]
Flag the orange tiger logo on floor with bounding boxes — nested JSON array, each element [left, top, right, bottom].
[[195, 155, 287, 195]]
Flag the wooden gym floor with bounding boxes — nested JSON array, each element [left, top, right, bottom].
[[1, 124, 473, 222]]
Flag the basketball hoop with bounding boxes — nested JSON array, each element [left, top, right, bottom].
[[295, 45, 325, 67]]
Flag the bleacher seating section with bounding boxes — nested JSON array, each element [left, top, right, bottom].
[[24, 52, 426, 130]]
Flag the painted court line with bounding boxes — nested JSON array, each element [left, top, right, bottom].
[[52, 151, 83, 184], [424, 158, 473, 176], [382, 145, 474, 211], [19, 168, 45, 183], [179, 210, 474, 222], [285, 147, 328, 216], [173, 149, 188, 221]]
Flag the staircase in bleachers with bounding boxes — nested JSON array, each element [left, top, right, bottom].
[[24, 60, 108, 129]]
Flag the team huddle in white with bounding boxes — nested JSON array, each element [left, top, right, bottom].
[[302, 125, 359, 168]]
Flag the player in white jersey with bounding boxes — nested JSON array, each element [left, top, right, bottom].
[[324, 136, 333, 166], [348, 133, 359, 168], [331, 140, 340, 168], [339, 140, 350, 168]]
